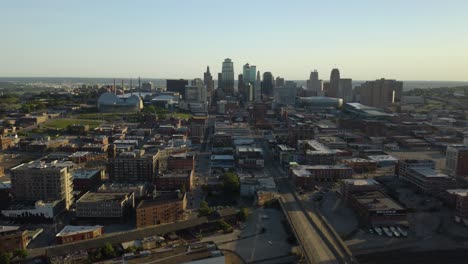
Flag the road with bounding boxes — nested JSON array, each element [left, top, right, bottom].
[[257, 136, 355, 264]]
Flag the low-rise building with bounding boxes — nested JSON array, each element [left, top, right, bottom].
[[348, 191, 407, 227], [72, 169, 103, 193], [296, 140, 336, 166], [290, 165, 353, 189], [0, 226, 28, 253], [155, 170, 194, 191], [397, 159, 456, 193], [98, 183, 148, 199], [275, 144, 296, 168], [75, 191, 134, 218], [167, 152, 195, 171], [136, 192, 187, 228], [339, 179, 382, 198], [367, 155, 399, 167], [340, 158, 377, 173], [447, 189, 468, 222], [210, 155, 235, 169], [56, 225, 103, 244], [236, 146, 264, 169], [1, 200, 66, 219]]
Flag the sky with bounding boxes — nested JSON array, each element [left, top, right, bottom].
[[1, 0, 468, 81]]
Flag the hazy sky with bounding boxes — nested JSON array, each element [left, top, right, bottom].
[[1, 0, 468, 81]]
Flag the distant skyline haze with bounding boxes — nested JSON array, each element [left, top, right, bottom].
[[1, 0, 468, 81]]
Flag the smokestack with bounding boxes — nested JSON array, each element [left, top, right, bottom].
[[138, 76, 141, 98]]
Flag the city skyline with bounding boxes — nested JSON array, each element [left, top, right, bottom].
[[1, 0, 468, 81]]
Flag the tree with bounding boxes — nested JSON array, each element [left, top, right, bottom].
[[219, 172, 240, 194], [198, 200, 213, 217], [0, 253, 12, 264], [101, 243, 116, 258], [125, 246, 137, 253], [13, 249, 27, 259], [217, 220, 233, 233], [238, 208, 249, 222]]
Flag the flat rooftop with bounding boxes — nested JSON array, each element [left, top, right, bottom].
[[137, 192, 185, 209], [410, 167, 450, 178], [447, 189, 468, 197], [56, 225, 102, 237], [0, 226, 20, 234], [77, 192, 130, 203], [352, 191, 404, 211], [73, 169, 101, 179], [342, 179, 380, 186]]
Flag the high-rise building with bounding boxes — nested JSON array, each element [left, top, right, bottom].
[[339, 78, 353, 102], [238, 74, 244, 99], [261, 72, 274, 98], [255, 71, 262, 102], [203, 66, 214, 104], [166, 79, 188, 98], [242, 63, 257, 85], [185, 78, 207, 103], [358, 78, 403, 108], [274, 81, 297, 106], [329, 68, 340, 98], [446, 145, 468, 178], [109, 150, 157, 183], [11, 160, 74, 210], [217, 72, 222, 89], [221, 58, 235, 96], [275, 76, 285, 87], [306, 70, 323, 96]]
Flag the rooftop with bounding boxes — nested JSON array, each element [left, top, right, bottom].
[[447, 189, 468, 197], [410, 167, 450, 178], [77, 192, 131, 203], [0, 226, 20, 234], [56, 225, 103, 237], [73, 169, 101, 179], [342, 179, 380, 186], [352, 191, 404, 211], [137, 192, 185, 209]]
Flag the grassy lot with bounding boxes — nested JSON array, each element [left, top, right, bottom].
[[76, 112, 139, 121], [169, 112, 192, 120], [43, 118, 102, 129]]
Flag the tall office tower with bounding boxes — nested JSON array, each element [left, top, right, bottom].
[[358, 78, 403, 108], [221, 58, 235, 96], [306, 70, 323, 95], [109, 150, 157, 183], [329, 68, 340, 98], [185, 78, 207, 103], [242, 63, 257, 99], [217, 72, 222, 89], [275, 76, 285, 87], [167, 79, 189, 99], [203, 66, 214, 104], [255, 71, 262, 102], [261, 72, 274, 98], [238, 74, 245, 99], [339, 78, 353, 102], [11, 160, 74, 210], [446, 145, 468, 178]]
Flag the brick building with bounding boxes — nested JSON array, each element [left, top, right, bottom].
[[56, 225, 103, 244], [136, 192, 187, 228]]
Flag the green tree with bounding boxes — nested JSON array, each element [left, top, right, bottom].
[[238, 208, 249, 222], [0, 253, 12, 264], [125, 246, 137, 253], [217, 220, 233, 233], [198, 200, 213, 217], [220, 172, 240, 194], [101, 243, 116, 258], [13, 249, 27, 259]]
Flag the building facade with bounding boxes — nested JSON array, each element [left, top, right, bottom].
[[221, 58, 235, 96], [136, 192, 187, 228], [446, 145, 468, 178], [108, 151, 157, 183], [11, 160, 74, 210]]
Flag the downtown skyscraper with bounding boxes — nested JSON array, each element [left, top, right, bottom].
[[306, 70, 323, 96], [261, 72, 274, 98], [203, 66, 214, 104], [220, 58, 235, 96], [329, 68, 340, 98]]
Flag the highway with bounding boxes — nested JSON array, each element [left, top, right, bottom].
[[257, 136, 356, 264]]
